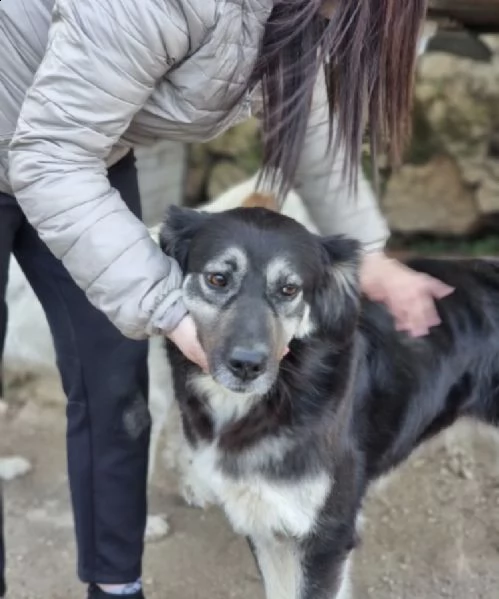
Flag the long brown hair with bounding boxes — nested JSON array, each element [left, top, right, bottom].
[[252, 0, 428, 193]]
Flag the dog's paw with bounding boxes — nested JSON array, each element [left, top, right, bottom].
[[145, 514, 170, 543], [0, 456, 32, 481]]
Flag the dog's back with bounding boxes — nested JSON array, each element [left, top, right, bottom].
[[354, 256, 499, 480]]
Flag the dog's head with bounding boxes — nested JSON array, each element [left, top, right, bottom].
[[161, 206, 361, 394]]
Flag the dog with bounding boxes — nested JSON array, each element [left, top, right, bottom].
[[160, 204, 499, 599], [2, 172, 319, 536]]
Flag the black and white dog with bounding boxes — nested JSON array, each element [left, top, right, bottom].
[[161, 205, 499, 599]]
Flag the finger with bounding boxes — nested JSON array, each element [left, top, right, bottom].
[[393, 307, 411, 333], [405, 321, 430, 337], [193, 353, 207, 372], [196, 352, 209, 373], [407, 297, 440, 337], [425, 277, 454, 299], [185, 344, 208, 372], [392, 299, 430, 337], [418, 292, 442, 328], [394, 315, 428, 336]]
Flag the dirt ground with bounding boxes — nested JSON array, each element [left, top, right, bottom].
[[1, 374, 499, 599]]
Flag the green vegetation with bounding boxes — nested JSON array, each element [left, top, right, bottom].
[[388, 234, 499, 257]]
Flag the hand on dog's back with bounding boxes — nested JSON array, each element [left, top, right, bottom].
[[360, 253, 454, 337]]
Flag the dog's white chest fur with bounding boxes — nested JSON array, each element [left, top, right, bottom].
[[190, 374, 260, 432], [186, 374, 331, 540], [189, 442, 330, 539]]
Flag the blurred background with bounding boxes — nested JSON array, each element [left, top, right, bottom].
[[137, 1, 499, 258]]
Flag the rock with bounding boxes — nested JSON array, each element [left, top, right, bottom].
[[185, 119, 262, 206], [426, 31, 493, 62], [476, 160, 499, 214], [0, 456, 32, 481], [15, 401, 63, 429], [416, 52, 498, 167], [205, 118, 260, 160], [184, 144, 213, 207], [184, 163, 209, 208], [383, 35, 499, 236], [382, 156, 478, 235], [445, 447, 475, 480], [145, 514, 170, 543]]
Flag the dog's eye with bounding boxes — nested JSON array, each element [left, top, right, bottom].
[[205, 273, 228, 288], [280, 284, 299, 298]]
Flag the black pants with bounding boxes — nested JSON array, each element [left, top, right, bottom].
[[0, 152, 150, 584]]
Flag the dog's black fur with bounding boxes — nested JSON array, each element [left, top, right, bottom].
[[162, 205, 499, 598]]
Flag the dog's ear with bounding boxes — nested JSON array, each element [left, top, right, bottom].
[[309, 235, 361, 342], [160, 206, 211, 271]]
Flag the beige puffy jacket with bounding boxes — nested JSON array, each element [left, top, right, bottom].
[[0, 0, 389, 340]]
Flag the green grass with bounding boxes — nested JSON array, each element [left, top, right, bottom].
[[388, 235, 499, 257]]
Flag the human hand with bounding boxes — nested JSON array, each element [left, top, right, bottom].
[[167, 314, 209, 372], [360, 252, 454, 337]]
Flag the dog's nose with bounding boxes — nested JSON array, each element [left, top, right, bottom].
[[227, 347, 267, 381]]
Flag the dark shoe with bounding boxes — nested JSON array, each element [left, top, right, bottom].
[[88, 583, 145, 599]]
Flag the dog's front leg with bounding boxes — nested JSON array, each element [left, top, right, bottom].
[[299, 527, 355, 599], [308, 552, 353, 599], [250, 535, 304, 599], [250, 534, 352, 599]]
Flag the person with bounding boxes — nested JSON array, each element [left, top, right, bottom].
[[0, 0, 453, 597]]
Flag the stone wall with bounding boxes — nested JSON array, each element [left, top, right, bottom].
[[184, 118, 262, 208], [143, 36, 499, 239], [382, 35, 499, 237]]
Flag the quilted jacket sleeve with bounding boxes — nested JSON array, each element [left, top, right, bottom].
[[294, 72, 390, 253], [8, 0, 195, 339]]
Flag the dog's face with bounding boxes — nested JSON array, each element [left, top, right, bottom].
[[161, 207, 360, 394]]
